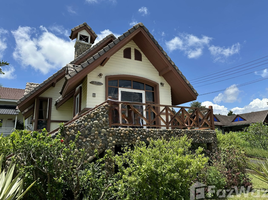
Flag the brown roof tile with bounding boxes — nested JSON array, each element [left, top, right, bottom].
[[0, 87, 25, 100]]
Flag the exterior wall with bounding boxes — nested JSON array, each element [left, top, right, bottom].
[[0, 113, 23, 136], [39, 78, 73, 131], [85, 40, 172, 108], [81, 77, 88, 111]]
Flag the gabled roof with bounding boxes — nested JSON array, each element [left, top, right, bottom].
[[214, 110, 268, 127], [69, 22, 98, 44], [0, 87, 25, 100], [18, 22, 199, 112], [61, 23, 198, 105]]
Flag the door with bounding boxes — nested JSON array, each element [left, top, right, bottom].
[[119, 88, 145, 126]]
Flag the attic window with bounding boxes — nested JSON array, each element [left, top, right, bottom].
[[79, 34, 89, 43], [233, 116, 245, 122], [135, 49, 142, 61], [214, 117, 219, 122], [123, 48, 131, 59]]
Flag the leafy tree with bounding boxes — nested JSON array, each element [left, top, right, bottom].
[[227, 110, 235, 116], [188, 101, 205, 113], [115, 136, 208, 200], [0, 60, 9, 75]]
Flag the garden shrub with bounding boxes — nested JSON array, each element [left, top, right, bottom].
[[114, 136, 208, 200], [216, 130, 248, 149]]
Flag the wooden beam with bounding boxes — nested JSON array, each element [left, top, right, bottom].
[[159, 67, 171, 76], [100, 57, 110, 66]]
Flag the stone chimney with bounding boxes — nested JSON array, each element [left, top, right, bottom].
[[69, 23, 98, 59]]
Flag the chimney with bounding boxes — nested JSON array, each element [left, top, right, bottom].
[[69, 23, 98, 59]]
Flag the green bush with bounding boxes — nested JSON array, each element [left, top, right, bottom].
[[114, 136, 208, 200], [239, 123, 268, 150], [216, 130, 248, 149]]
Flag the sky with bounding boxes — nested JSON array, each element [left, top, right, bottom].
[[1, 0, 268, 115]]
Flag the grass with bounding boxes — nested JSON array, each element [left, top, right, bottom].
[[244, 147, 268, 159]]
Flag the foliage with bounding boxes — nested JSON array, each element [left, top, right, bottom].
[[188, 101, 205, 113], [248, 158, 268, 185], [80, 150, 118, 200], [205, 166, 226, 191], [239, 123, 268, 150], [0, 154, 35, 200], [227, 110, 235, 116], [0, 61, 9, 75], [9, 129, 92, 200], [114, 136, 208, 200], [216, 130, 249, 149]]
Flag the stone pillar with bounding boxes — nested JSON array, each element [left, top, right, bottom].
[[74, 41, 92, 59]]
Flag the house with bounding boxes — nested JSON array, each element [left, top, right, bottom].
[[0, 87, 25, 135], [214, 110, 268, 133], [17, 22, 216, 154]]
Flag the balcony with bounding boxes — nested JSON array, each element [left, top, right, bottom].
[[108, 100, 215, 130]]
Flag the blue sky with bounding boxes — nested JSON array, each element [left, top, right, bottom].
[[1, 0, 268, 115]]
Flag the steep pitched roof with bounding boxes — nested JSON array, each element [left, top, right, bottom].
[[214, 110, 268, 127], [61, 23, 198, 105], [0, 87, 25, 100]]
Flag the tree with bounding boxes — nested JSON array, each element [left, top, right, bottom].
[[188, 101, 205, 113], [0, 60, 9, 74], [227, 110, 235, 116]]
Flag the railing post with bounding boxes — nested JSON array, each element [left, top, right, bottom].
[[209, 106, 215, 130], [165, 106, 169, 129]]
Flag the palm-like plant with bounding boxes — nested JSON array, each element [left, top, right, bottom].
[[249, 158, 268, 184], [0, 154, 35, 200]]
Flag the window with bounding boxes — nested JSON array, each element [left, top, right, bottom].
[[0, 119, 2, 127], [123, 48, 131, 59], [108, 79, 155, 103], [134, 49, 142, 61], [214, 117, 219, 122], [233, 116, 245, 122], [73, 86, 82, 116], [35, 98, 51, 131], [79, 34, 89, 43]]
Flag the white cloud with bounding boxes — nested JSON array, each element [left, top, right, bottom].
[[165, 33, 211, 59], [255, 69, 268, 78], [0, 65, 16, 79], [0, 28, 8, 59], [138, 7, 148, 16], [49, 25, 69, 37], [201, 101, 228, 115], [213, 84, 240, 103], [94, 29, 120, 44], [129, 20, 138, 26], [66, 6, 77, 14], [12, 26, 75, 74], [161, 32, 165, 37], [209, 43, 240, 62], [231, 98, 268, 114], [85, 0, 116, 4]]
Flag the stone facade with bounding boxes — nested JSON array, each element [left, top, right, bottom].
[[74, 41, 92, 59], [58, 102, 217, 159]]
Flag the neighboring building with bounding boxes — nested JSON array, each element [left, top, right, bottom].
[[0, 87, 25, 135], [214, 110, 268, 133]]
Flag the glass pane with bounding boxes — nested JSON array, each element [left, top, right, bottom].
[[37, 120, 47, 130], [108, 80, 118, 87], [146, 91, 154, 102], [133, 81, 144, 90], [108, 87, 118, 100], [119, 80, 131, 88], [121, 91, 143, 103], [146, 84, 154, 91], [38, 100, 48, 119]]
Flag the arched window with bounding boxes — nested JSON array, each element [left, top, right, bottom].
[[135, 49, 142, 61], [123, 48, 131, 59]]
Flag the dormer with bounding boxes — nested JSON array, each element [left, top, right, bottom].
[[69, 22, 98, 59]]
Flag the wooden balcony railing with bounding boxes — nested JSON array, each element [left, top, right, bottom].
[[108, 100, 215, 130]]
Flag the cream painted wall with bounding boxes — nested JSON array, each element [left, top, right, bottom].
[[81, 77, 87, 110], [85, 40, 172, 108], [39, 78, 74, 131]]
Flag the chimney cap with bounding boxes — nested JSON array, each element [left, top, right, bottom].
[[69, 22, 97, 44]]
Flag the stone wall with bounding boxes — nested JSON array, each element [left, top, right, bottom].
[[58, 102, 217, 159]]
